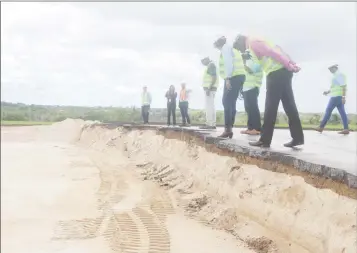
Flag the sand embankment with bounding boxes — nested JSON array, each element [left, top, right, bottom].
[[2, 119, 356, 253]]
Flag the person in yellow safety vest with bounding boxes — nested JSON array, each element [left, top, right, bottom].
[[234, 34, 304, 148], [200, 57, 218, 130], [213, 36, 246, 138], [141, 86, 152, 124], [179, 82, 192, 127], [239, 49, 263, 135], [315, 64, 349, 135]]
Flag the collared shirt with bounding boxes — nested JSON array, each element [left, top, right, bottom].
[[142, 91, 152, 105], [220, 43, 235, 78], [247, 38, 295, 71], [332, 70, 346, 86]]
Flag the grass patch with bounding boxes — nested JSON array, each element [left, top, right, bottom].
[[1, 120, 54, 126]]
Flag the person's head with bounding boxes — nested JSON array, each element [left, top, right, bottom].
[[213, 36, 227, 50], [234, 34, 247, 53], [181, 82, 186, 89], [201, 57, 211, 66], [169, 85, 175, 92], [143, 86, 147, 92], [328, 64, 338, 74]]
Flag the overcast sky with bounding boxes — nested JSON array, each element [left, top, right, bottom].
[[1, 2, 356, 113]]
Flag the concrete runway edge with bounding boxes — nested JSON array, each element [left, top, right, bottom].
[[98, 123, 357, 191]]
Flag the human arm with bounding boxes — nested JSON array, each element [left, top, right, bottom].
[[221, 45, 234, 78], [148, 92, 152, 104], [245, 59, 262, 74], [250, 40, 299, 72]]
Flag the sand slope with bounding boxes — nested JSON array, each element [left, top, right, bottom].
[[1, 119, 356, 253]]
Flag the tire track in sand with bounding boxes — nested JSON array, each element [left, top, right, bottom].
[[133, 207, 171, 253], [103, 211, 149, 253], [53, 151, 173, 253]]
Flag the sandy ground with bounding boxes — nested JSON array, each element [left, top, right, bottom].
[[1, 121, 254, 253], [1, 119, 356, 253]]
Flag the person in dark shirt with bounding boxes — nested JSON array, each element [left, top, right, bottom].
[[165, 85, 177, 126]]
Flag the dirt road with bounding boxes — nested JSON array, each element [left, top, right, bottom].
[[1, 119, 356, 253], [1, 123, 255, 253]]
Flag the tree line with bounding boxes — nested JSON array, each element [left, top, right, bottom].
[[1, 101, 356, 127]]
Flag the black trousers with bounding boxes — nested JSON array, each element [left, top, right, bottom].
[[222, 75, 245, 128], [179, 101, 191, 124], [167, 102, 176, 125], [260, 68, 304, 145], [243, 87, 261, 131], [141, 105, 150, 123]]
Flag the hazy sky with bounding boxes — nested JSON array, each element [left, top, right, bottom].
[[1, 2, 356, 113]]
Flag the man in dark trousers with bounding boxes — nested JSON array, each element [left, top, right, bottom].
[[234, 35, 304, 148], [240, 50, 263, 135], [141, 86, 152, 124], [214, 36, 246, 138], [179, 82, 192, 126]]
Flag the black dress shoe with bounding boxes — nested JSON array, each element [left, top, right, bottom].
[[249, 140, 270, 148], [283, 139, 304, 148]]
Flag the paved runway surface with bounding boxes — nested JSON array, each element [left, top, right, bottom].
[[174, 126, 357, 176]]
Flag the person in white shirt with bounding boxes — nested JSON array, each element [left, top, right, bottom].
[[200, 57, 218, 130], [213, 36, 246, 138], [141, 86, 152, 124]]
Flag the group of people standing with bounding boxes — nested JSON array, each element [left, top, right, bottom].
[[164, 83, 192, 126], [141, 34, 350, 148], [141, 83, 192, 127], [200, 35, 305, 148]]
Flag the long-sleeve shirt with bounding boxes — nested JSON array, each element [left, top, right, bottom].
[[248, 39, 295, 71], [220, 43, 235, 78]]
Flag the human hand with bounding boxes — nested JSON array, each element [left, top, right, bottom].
[[342, 97, 346, 104], [225, 79, 231, 90], [323, 91, 329, 96], [244, 65, 253, 74], [291, 64, 301, 73]]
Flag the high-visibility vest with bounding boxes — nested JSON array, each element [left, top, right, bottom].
[[219, 48, 245, 79], [179, 89, 188, 102], [248, 40, 284, 76], [243, 70, 263, 91], [202, 62, 218, 88], [141, 92, 150, 105], [241, 49, 263, 91], [330, 72, 347, 97]]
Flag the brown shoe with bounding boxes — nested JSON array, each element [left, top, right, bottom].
[[247, 129, 261, 136], [314, 127, 323, 133], [338, 129, 350, 135], [218, 127, 233, 139]]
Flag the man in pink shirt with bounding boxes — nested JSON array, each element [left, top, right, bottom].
[[234, 35, 304, 148]]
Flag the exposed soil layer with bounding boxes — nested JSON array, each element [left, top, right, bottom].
[[158, 129, 357, 200], [2, 119, 356, 253], [79, 123, 356, 253]]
